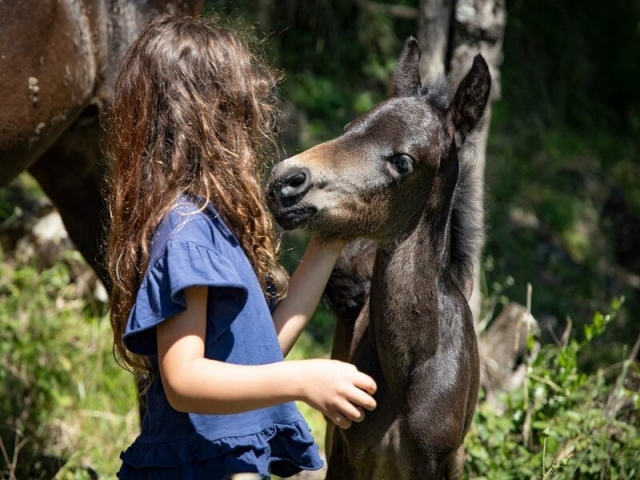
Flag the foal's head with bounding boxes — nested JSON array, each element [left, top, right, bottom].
[[268, 38, 491, 246]]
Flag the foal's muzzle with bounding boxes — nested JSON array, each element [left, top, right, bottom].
[[267, 165, 317, 230]]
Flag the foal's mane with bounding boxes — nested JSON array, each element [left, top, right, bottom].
[[419, 77, 451, 116], [449, 148, 484, 294], [421, 77, 484, 293]]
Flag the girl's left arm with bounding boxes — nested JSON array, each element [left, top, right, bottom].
[[272, 236, 346, 356]]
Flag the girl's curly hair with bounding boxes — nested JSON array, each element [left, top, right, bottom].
[[105, 14, 287, 380]]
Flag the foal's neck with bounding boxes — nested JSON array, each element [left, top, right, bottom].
[[369, 216, 452, 384], [375, 213, 450, 305]]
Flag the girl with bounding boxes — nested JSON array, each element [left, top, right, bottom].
[[105, 14, 376, 480]]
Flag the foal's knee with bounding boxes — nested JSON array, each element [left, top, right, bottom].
[[409, 411, 465, 470]]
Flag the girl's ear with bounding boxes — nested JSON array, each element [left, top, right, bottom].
[[389, 37, 422, 98], [447, 54, 491, 141]]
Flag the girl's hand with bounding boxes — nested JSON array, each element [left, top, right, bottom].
[[297, 359, 377, 429], [308, 235, 349, 255]]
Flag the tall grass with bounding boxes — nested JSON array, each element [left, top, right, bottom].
[[0, 247, 138, 479]]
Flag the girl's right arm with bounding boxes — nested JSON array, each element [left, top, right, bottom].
[[272, 236, 346, 355], [157, 286, 376, 428]]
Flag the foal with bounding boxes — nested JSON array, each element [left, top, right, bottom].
[[268, 38, 491, 479]]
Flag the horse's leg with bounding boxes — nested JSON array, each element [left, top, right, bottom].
[[323, 242, 374, 462], [324, 428, 355, 480], [444, 445, 466, 480], [27, 108, 109, 289], [325, 313, 354, 462]]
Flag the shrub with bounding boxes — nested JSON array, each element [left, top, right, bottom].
[[466, 299, 640, 479]]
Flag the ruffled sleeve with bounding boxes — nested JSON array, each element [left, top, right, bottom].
[[123, 240, 248, 356]]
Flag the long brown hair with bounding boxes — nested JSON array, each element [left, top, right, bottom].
[[105, 14, 287, 377]]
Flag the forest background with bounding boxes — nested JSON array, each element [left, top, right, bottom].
[[1, 0, 639, 478]]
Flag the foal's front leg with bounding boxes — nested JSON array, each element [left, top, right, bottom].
[[325, 428, 351, 480], [444, 445, 466, 480], [324, 312, 354, 462]]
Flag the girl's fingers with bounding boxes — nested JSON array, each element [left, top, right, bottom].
[[332, 412, 353, 429], [338, 400, 365, 423], [347, 386, 377, 412], [353, 371, 377, 395]]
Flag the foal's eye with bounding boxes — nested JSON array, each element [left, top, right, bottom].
[[389, 154, 414, 176]]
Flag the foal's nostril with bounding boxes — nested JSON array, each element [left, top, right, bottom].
[[279, 167, 311, 199], [288, 171, 307, 188]]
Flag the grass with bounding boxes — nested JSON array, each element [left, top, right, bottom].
[[49, 312, 139, 479], [0, 246, 138, 479]]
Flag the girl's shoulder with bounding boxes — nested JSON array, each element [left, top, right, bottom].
[[151, 196, 236, 262], [161, 197, 215, 242], [123, 197, 247, 356]]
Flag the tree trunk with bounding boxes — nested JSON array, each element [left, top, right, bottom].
[[418, 0, 506, 323], [417, 0, 454, 82]]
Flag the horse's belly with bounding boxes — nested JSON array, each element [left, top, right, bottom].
[[0, 0, 101, 179]]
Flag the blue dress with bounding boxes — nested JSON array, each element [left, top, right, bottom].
[[117, 197, 323, 480]]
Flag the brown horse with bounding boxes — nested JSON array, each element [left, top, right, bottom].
[[0, 0, 203, 284], [268, 38, 491, 479]]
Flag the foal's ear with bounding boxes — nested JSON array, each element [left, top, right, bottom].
[[447, 54, 491, 140], [389, 37, 422, 98]]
